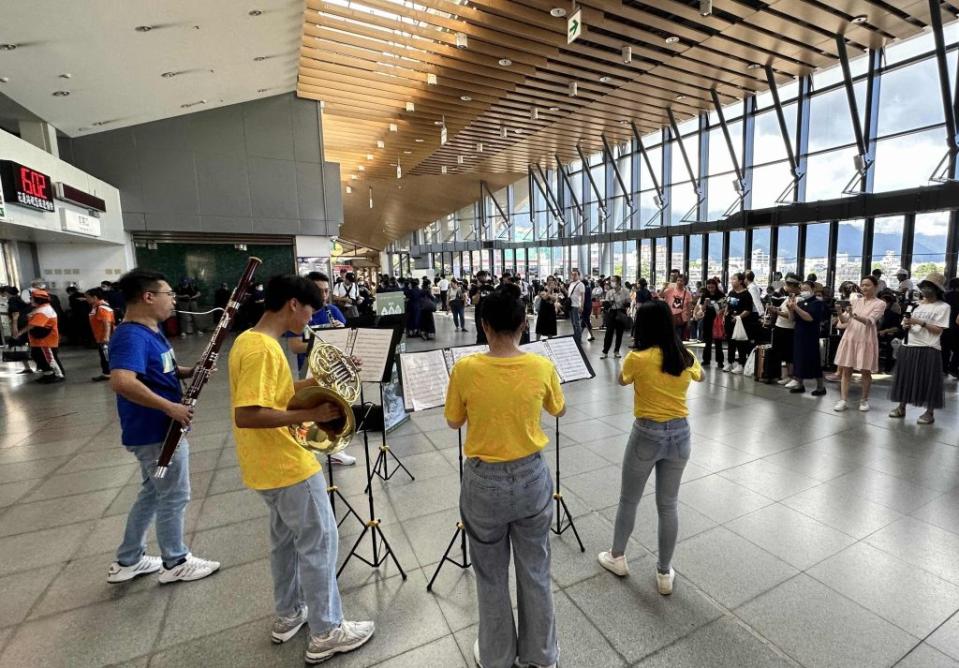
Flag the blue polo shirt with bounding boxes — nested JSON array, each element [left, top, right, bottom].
[[109, 322, 182, 446], [291, 305, 347, 370]]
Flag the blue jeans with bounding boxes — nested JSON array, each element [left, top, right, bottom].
[[451, 302, 465, 329], [612, 418, 690, 571], [117, 440, 191, 568], [258, 472, 343, 635], [569, 306, 583, 344], [461, 452, 557, 668]]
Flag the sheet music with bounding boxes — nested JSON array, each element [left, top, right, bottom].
[[351, 328, 396, 383], [315, 328, 353, 355], [400, 350, 450, 412], [544, 337, 593, 383], [519, 340, 551, 360], [448, 344, 489, 366]]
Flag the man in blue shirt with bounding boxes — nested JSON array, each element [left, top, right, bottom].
[[106, 269, 220, 585], [287, 271, 355, 467]]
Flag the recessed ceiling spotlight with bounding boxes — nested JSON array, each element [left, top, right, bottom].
[[377, 139, 385, 148], [134, 26, 153, 32], [599, 75, 611, 83], [550, 7, 567, 17], [851, 14, 868, 24], [619, 119, 629, 125], [665, 35, 680, 44], [249, 9, 263, 16], [253, 56, 269, 61], [358, 165, 365, 171], [675, 94, 686, 101], [367, 153, 374, 159], [415, 138, 424, 142], [0, 43, 17, 51], [747, 63, 762, 70], [498, 58, 512, 67], [58, 73, 72, 79], [460, 95, 472, 101], [52, 90, 70, 97], [549, 106, 560, 112], [161, 71, 179, 78], [0, 77, 9, 83], [403, 150, 412, 154], [405, 101, 415, 112], [434, 120, 444, 126]]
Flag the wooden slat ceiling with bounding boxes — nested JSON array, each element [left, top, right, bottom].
[[298, 0, 956, 249]]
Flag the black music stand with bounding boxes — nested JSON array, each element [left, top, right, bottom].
[[337, 384, 407, 579], [325, 454, 364, 530], [551, 414, 584, 551], [427, 427, 471, 592], [365, 383, 416, 492]]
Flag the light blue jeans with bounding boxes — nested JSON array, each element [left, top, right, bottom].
[[258, 472, 343, 636], [461, 452, 557, 668], [612, 418, 690, 571], [117, 440, 191, 568], [569, 306, 583, 344]]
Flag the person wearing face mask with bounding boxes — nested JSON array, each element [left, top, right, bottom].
[[722, 272, 756, 374], [785, 281, 827, 396], [888, 273, 951, 425], [832, 276, 886, 412], [601, 276, 630, 359]]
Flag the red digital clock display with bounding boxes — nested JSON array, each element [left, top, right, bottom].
[[0, 161, 56, 212]]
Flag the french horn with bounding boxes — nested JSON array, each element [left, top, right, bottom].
[[287, 339, 361, 456]]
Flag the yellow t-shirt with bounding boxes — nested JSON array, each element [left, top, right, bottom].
[[229, 330, 321, 490], [444, 353, 565, 463], [621, 348, 702, 422]]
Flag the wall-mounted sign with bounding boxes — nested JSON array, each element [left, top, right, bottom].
[[567, 9, 583, 44], [55, 182, 106, 212], [60, 207, 102, 237], [0, 160, 55, 212]]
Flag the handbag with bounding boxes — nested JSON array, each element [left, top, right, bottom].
[[711, 316, 725, 340], [732, 317, 748, 341], [743, 349, 757, 377]]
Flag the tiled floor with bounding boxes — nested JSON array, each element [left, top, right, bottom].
[[1, 311, 959, 667]]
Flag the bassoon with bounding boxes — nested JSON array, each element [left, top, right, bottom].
[[153, 257, 262, 479]]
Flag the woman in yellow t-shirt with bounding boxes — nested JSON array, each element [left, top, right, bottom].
[[598, 300, 703, 595], [445, 283, 565, 668]]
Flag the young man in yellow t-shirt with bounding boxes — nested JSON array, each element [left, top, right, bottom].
[[229, 274, 374, 665]]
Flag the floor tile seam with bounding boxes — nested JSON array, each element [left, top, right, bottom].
[[0, 485, 127, 540], [816, 477, 939, 516], [861, 528, 959, 588], [555, 577, 633, 667], [774, 490, 894, 542], [915, 609, 959, 663], [855, 460, 956, 495]]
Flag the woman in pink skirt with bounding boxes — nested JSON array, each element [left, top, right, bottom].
[[833, 275, 886, 412]]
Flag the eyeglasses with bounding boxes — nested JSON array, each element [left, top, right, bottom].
[[147, 290, 177, 297]]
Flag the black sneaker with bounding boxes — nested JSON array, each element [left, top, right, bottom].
[[789, 386, 806, 394], [811, 388, 827, 396]]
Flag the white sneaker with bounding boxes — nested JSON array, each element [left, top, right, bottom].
[[722, 363, 733, 372], [158, 553, 221, 584], [597, 551, 629, 577], [272, 605, 308, 644], [730, 363, 743, 375], [656, 567, 675, 595], [776, 377, 790, 385], [306, 621, 375, 664], [859, 401, 871, 412], [784, 379, 800, 389], [107, 555, 162, 583], [329, 451, 356, 466], [833, 400, 848, 412]]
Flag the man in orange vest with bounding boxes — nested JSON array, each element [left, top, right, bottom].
[[27, 288, 65, 383], [86, 287, 115, 382]]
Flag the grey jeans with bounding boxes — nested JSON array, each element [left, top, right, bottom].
[[612, 418, 690, 571], [257, 472, 343, 635], [461, 452, 557, 668]]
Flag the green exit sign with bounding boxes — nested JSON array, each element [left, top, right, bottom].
[[567, 9, 582, 44]]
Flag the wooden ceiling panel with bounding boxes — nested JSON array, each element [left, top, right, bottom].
[[297, 0, 954, 249]]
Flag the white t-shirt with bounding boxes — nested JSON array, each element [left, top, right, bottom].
[[905, 301, 950, 349], [438, 279, 449, 291], [747, 282, 763, 314], [333, 282, 362, 304], [776, 301, 796, 330], [568, 280, 586, 311]]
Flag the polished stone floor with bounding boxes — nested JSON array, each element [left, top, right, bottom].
[[1, 310, 959, 667]]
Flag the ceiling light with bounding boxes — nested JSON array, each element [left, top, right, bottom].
[[357, 165, 365, 171], [699, 0, 712, 17], [350, 174, 358, 180], [550, 7, 567, 17], [457, 155, 465, 164], [0, 44, 18, 50], [852, 14, 868, 24], [0, 77, 8, 83], [346, 185, 352, 194], [403, 150, 412, 154], [134, 26, 152, 32], [498, 58, 512, 67], [476, 142, 483, 152], [599, 75, 611, 83], [389, 123, 398, 132], [441, 165, 448, 174], [433, 120, 444, 126], [427, 73, 438, 85], [253, 56, 268, 61], [747, 63, 762, 70], [455, 32, 468, 49], [460, 95, 472, 101], [531, 107, 539, 120], [415, 138, 424, 143], [665, 36, 680, 44], [549, 106, 560, 112], [248, 9, 263, 16], [515, 128, 524, 134], [58, 73, 72, 79], [52, 90, 70, 97], [569, 81, 578, 97], [376, 141, 385, 149], [675, 94, 686, 101], [619, 119, 629, 125], [405, 101, 415, 112], [369, 187, 373, 208], [622, 45, 632, 64], [161, 71, 179, 78], [500, 125, 508, 138]]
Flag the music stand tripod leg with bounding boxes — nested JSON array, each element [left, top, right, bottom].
[[326, 454, 364, 530], [337, 386, 408, 579], [426, 428, 471, 592], [550, 416, 585, 552], [366, 384, 415, 491]]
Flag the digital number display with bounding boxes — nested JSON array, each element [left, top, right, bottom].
[[0, 161, 55, 212]]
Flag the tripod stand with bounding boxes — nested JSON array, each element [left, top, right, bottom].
[[337, 385, 408, 579], [326, 453, 364, 530], [551, 415, 584, 552], [365, 383, 415, 493], [427, 428, 470, 592]]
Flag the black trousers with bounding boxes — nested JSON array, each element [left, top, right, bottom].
[[702, 316, 724, 365], [31, 346, 64, 377], [603, 310, 626, 354], [97, 343, 110, 375]]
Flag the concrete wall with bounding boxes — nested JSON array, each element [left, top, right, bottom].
[[65, 93, 342, 237]]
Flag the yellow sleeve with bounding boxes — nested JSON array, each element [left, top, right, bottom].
[[444, 363, 466, 424], [232, 348, 281, 409], [543, 366, 565, 416], [621, 351, 638, 384], [688, 355, 703, 381]]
